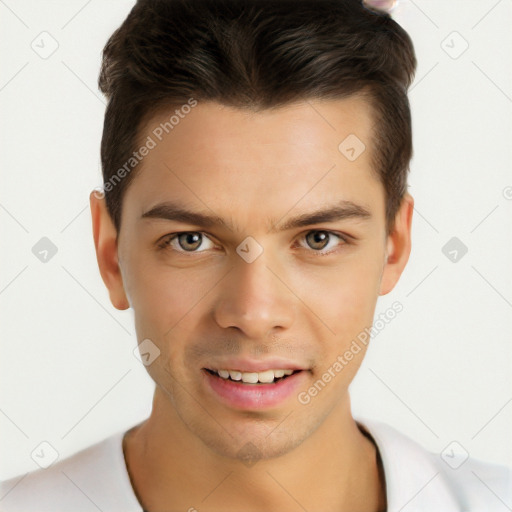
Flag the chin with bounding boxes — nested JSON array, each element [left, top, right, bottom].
[[183, 408, 325, 464]]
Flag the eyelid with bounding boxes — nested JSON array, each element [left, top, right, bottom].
[[294, 229, 350, 255], [159, 229, 351, 255], [158, 231, 217, 252]]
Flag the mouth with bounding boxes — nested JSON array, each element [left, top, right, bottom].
[[202, 367, 308, 410], [204, 367, 300, 384]]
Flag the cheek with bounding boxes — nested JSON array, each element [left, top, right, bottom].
[[298, 249, 384, 341], [122, 235, 385, 340], [124, 252, 216, 334]]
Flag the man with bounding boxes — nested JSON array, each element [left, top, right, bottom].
[[1, 0, 510, 510]]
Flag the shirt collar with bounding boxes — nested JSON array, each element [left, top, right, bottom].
[[356, 417, 461, 512]]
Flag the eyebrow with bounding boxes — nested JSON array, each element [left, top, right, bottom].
[[140, 199, 372, 233]]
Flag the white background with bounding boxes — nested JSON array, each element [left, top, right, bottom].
[[1, 0, 511, 481]]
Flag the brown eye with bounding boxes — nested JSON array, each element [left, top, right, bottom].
[[298, 230, 349, 255], [305, 231, 331, 250], [161, 232, 216, 253], [176, 232, 203, 251]]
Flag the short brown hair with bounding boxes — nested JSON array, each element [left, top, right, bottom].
[[98, 0, 416, 235]]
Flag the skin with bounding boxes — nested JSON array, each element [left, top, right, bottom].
[[89, 96, 413, 512]]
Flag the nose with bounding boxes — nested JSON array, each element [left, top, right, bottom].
[[213, 250, 295, 339]]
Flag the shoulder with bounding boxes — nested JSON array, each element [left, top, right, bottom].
[[0, 427, 142, 512], [428, 449, 512, 511], [357, 418, 512, 512]]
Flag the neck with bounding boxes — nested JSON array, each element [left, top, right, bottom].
[[123, 388, 386, 512]]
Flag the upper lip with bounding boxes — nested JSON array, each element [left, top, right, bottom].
[[205, 358, 306, 373]]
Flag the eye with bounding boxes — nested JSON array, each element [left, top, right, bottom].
[[158, 229, 350, 256], [159, 232, 216, 253], [297, 230, 349, 255]]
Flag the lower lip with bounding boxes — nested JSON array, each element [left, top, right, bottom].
[[202, 369, 307, 410]]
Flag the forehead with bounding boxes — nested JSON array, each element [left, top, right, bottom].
[[124, 96, 383, 226]]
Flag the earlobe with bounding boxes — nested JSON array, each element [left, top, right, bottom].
[[379, 193, 414, 296], [89, 191, 130, 310]]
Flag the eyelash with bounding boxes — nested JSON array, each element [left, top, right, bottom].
[[157, 230, 351, 257]]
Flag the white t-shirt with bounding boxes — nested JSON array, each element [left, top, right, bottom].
[[1, 418, 510, 511]]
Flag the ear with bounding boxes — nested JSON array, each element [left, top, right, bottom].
[[89, 190, 130, 310], [379, 192, 414, 296]]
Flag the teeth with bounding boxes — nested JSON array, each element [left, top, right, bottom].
[[257, 370, 274, 383], [242, 372, 259, 384], [229, 370, 242, 381], [214, 368, 296, 383]]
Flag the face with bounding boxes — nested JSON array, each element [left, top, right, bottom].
[[90, 97, 413, 462]]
